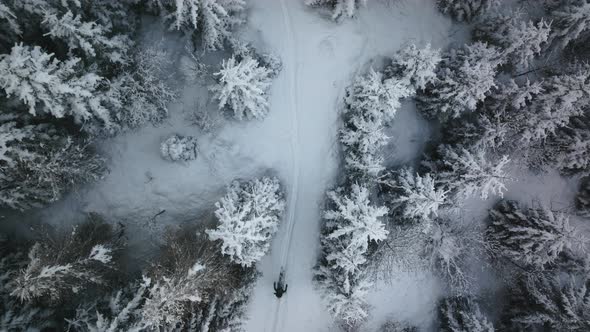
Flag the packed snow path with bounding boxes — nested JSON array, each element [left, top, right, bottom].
[[243, 1, 453, 331]]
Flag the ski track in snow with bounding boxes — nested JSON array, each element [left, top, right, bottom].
[[271, 0, 300, 330]]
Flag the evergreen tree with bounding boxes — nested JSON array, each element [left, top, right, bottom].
[[387, 167, 448, 221], [207, 177, 285, 267], [432, 145, 510, 200], [439, 296, 494, 332], [0, 44, 112, 127], [546, 115, 590, 175], [487, 200, 579, 268], [0, 120, 106, 211], [323, 184, 388, 273], [417, 42, 502, 120], [437, 0, 500, 22], [506, 274, 590, 331], [41, 10, 131, 64], [476, 12, 551, 70], [10, 216, 120, 304], [387, 43, 442, 91], [163, 0, 245, 51], [550, 0, 590, 50], [211, 55, 273, 121]]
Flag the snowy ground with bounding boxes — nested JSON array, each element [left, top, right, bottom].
[[29, 0, 460, 330]]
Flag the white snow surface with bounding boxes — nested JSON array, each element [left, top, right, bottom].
[[38, 0, 455, 330]]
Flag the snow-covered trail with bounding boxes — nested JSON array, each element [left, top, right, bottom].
[[243, 1, 454, 331]]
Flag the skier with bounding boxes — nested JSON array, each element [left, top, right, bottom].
[[273, 269, 288, 298]]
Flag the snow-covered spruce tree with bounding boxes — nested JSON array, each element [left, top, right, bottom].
[[315, 184, 387, 328], [211, 55, 274, 120], [315, 264, 372, 329], [0, 240, 53, 331], [380, 320, 418, 332], [475, 11, 551, 70], [0, 44, 113, 127], [323, 184, 388, 274], [0, 120, 106, 211], [386, 43, 442, 91], [417, 42, 503, 120], [487, 200, 580, 269], [576, 177, 590, 216], [384, 167, 448, 222], [545, 115, 590, 175], [69, 225, 256, 331], [439, 296, 494, 332], [437, 0, 500, 22], [340, 69, 414, 178], [305, 0, 368, 20], [41, 10, 131, 64], [207, 177, 286, 267], [141, 227, 252, 330], [446, 79, 543, 154], [160, 134, 198, 162], [519, 65, 590, 145], [505, 274, 590, 331], [549, 0, 590, 50], [109, 46, 176, 129], [162, 0, 245, 51], [67, 277, 152, 332], [10, 215, 121, 304], [430, 145, 510, 200]]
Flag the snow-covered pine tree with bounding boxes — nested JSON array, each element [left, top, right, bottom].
[[0, 241, 53, 331], [340, 69, 414, 178], [305, 0, 368, 20], [576, 177, 590, 216], [386, 43, 442, 91], [519, 65, 590, 145], [506, 274, 590, 331], [447, 79, 543, 154], [314, 183, 387, 328], [439, 296, 494, 332], [323, 184, 388, 273], [10, 215, 120, 304], [545, 115, 590, 175], [417, 42, 502, 120], [67, 278, 151, 332], [437, 0, 500, 22], [207, 177, 285, 267], [315, 264, 371, 329], [386, 167, 448, 221], [0, 44, 112, 127], [163, 0, 245, 50], [69, 226, 255, 331], [0, 120, 106, 211], [187, 268, 257, 331], [41, 10, 131, 64], [160, 134, 198, 162], [211, 55, 273, 120], [549, 0, 590, 50], [475, 11, 551, 70], [0, 2, 20, 49], [487, 200, 580, 268], [432, 145, 510, 200], [345, 69, 414, 121], [109, 46, 176, 129]]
